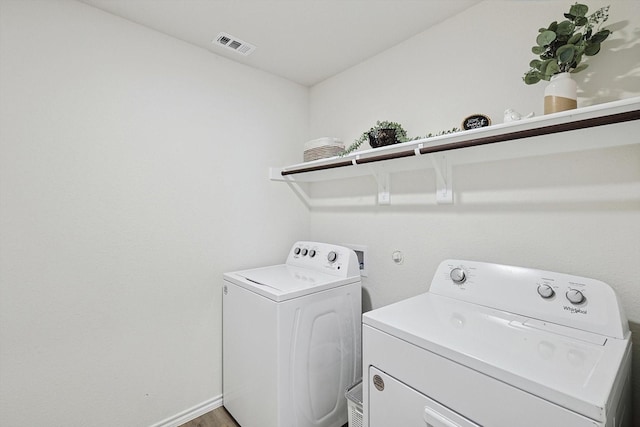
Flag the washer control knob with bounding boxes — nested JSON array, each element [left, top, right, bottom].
[[301, 248, 308, 256], [327, 251, 338, 263], [566, 289, 585, 305], [309, 250, 316, 258], [450, 268, 466, 284], [294, 247, 301, 255], [537, 284, 555, 299]]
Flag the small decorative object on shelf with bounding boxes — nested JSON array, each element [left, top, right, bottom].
[[504, 109, 535, 123], [462, 114, 491, 130], [340, 121, 463, 156], [368, 127, 401, 148], [341, 120, 409, 155], [421, 128, 460, 139], [303, 137, 344, 162], [544, 72, 579, 113], [522, 3, 611, 115]]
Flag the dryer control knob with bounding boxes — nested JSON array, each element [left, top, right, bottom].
[[301, 248, 308, 256], [309, 250, 316, 258], [294, 247, 301, 255], [537, 284, 555, 299], [566, 289, 585, 305], [450, 268, 466, 284], [327, 251, 338, 263]]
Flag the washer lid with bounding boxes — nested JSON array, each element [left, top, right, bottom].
[[363, 292, 630, 422], [224, 264, 360, 301]]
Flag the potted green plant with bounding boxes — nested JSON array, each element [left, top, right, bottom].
[[523, 3, 610, 84], [341, 120, 409, 155], [340, 121, 463, 156], [523, 3, 611, 114]]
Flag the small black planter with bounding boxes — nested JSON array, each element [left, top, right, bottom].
[[368, 128, 398, 148]]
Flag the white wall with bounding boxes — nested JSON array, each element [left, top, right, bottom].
[[0, 1, 309, 426], [1, 0, 638, 426], [308, 0, 640, 421]]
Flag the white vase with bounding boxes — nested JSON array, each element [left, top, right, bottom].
[[544, 72, 577, 114]]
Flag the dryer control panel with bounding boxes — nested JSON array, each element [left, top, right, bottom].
[[430, 259, 629, 340], [286, 241, 360, 278]]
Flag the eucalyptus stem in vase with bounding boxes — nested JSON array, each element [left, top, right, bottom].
[[522, 3, 611, 114]]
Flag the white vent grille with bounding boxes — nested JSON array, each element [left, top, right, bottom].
[[214, 32, 256, 56]]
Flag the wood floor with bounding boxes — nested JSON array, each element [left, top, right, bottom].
[[178, 407, 240, 427], [178, 406, 348, 427]]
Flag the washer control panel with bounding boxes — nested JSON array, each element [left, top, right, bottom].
[[429, 259, 628, 339], [286, 241, 360, 277]]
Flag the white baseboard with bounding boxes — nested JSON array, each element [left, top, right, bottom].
[[149, 395, 223, 427]]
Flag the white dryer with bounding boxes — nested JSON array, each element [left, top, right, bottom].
[[363, 260, 631, 427], [223, 241, 362, 427]]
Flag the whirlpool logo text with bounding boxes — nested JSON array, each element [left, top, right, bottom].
[[564, 306, 587, 315]]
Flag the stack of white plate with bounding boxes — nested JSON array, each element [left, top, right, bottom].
[[304, 137, 344, 162]]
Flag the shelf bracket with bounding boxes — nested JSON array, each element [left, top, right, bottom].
[[428, 154, 453, 204], [281, 176, 313, 208]]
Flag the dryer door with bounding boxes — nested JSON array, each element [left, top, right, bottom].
[[369, 367, 480, 427]]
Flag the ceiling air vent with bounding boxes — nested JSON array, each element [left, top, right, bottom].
[[214, 32, 256, 56]]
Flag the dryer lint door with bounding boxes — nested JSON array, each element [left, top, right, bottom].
[[368, 367, 480, 427]]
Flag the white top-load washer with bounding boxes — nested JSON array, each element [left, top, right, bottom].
[[223, 241, 362, 427], [363, 260, 631, 427]]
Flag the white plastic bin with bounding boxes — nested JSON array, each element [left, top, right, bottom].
[[345, 380, 363, 427]]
